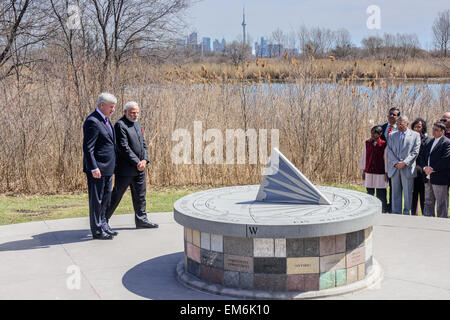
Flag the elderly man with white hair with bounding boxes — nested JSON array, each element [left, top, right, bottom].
[[83, 92, 118, 240], [387, 115, 421, 214], [105, 101, 158, 230]]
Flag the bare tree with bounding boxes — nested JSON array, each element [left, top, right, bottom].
[[361, 36, 383, 57], [88, 0, 190, 70], [432, 9, 450, 57], [333, 28, 352, 58], [0, 0, 51, 79], [296, 25, 335, 57], [224, 40, 250, 66], [271, 28, 286, 57]]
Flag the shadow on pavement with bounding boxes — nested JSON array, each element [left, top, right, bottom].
[[0, 229, 94, 251], [122, 252, 232, 300]]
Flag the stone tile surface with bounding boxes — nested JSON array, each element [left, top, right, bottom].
[[254, 257, 286, 274], [210, 234, 223, 253], [253, 238, 274, 257], [319, 253, 345, 273], [223, 236, 253, 256], [287, 257, 319, 274], [224, 254, 253, 273]]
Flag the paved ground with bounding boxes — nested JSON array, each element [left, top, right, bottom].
[[0, 212, 449, 299]]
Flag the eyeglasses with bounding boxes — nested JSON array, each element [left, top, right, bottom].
[[440, 119, 448, 123], [389, 113, 399, 116]]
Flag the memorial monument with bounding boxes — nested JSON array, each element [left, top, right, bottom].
[[174, 148, 383, 298]]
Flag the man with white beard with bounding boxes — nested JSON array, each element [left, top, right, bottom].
[[105, 101, 159, 231]]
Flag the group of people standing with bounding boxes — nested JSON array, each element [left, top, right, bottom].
[[83, 93, 158, 240], [359, 108, 450, 217]]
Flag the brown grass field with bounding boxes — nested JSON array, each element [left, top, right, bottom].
[[0, 56, 448, 194]]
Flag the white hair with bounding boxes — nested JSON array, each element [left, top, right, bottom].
[[124, 101, 139, 111], [97, 92, 117, 107], [398, 115, 409, 123]]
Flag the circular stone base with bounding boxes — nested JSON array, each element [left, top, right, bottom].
[[176, 259, 384, 299]]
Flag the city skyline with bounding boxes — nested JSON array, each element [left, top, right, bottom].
[[185, 0, 449, 51]]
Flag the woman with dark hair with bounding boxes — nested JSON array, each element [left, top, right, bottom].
[[359, 125, 389, 212], [411, 118, 432, 215]]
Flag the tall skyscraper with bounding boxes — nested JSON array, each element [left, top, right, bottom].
[[213, 39, 223, 53], [187, 32, 198, 46], [202, 37, 211, 53]]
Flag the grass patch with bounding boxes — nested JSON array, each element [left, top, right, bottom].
[[0, 183, 446, 226], [0, 186, 208, 226]]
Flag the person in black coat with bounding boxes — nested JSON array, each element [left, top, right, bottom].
[[418, 122, 450, 218], [411, 118, 432, 215], [83, 93, 117, 240], [105, 102, 159, 229]]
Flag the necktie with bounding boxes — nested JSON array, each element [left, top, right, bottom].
[[105, 117, 113, 136], [388, 124, 393, 135]]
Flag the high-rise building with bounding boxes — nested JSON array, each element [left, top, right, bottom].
[[187, 32, 198, 46], [213, 39, 221, 53], [202, 37, 211, 53], [255, 37, 269, 57]]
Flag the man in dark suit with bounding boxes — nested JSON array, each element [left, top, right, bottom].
[[378, 107, 401, 212], [379, 107, 401, 142], [105, 102, 159, 229], [418, 122, 450, 218], [83, 93, 118, 240]]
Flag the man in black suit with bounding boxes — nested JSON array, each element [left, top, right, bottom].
[[105, 101, 159, 229], [83, 93, 118, 240], [380, 107, 401, 142], [378, 107, 401, 212], [418, 122, 450, 218]]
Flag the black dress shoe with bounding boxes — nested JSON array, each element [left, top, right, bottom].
[[104, 228, 119, 236], [93, 232, 114, 240], [104, 228, 118, 236], [136, 221, 159, 229]]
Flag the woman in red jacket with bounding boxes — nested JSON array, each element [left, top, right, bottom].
[[359, 126, 389, 213]]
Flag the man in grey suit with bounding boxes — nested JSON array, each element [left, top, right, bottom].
[[387, 116, 421, 214]]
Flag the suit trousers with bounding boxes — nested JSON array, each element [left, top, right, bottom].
[[424, 181, 449, 218], [366, 188, 388, 213], [106, 172, 148, 225], [411, 176, 425, 215], [86, 174, 112, 236], [390, 169, 414, 215]]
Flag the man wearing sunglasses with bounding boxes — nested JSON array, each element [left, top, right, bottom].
[[440, 112, 450, 139], [379, 107, 401, 212], [380, 107, 401, 142]]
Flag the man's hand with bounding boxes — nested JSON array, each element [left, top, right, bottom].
[[424, 166, 434, 176], [137, 160, 146, 172], [416, 165, 422, 173], [384, 173, 389, 182], [361, 172, 365, 180], [395, 161, 406, 169], [92, 168, 101, 179]]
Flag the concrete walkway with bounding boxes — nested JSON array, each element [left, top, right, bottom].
[[0, 213, 449, 299]]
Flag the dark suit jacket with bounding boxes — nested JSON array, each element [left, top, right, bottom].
[[415, 135, 432, 181], [114, 116, 149, 176], [418, 136, 450, 185], [379, 122, 399, 142], [83, 110, 116, 176], [379, 122, 389, 141]]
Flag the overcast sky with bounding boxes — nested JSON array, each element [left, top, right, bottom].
[[185, 0, 449, 49]]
